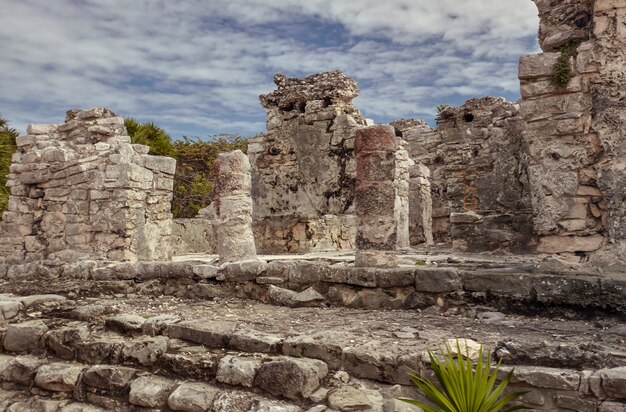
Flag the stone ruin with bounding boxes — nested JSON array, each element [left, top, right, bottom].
[[0, 1, 623, 411], [0, 1, 623, 266], [522, 0, 625, 265], [248, 71, 366, 253], [0, 108, 174, 263]]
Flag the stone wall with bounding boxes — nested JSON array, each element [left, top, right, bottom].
[[520, 0, 625, 261], [249, 71, 367, 253], [170, 218, 215, 255], [437, 98, 534, 252], [398, 98, 533, 252], [0, 108, 175, 263]]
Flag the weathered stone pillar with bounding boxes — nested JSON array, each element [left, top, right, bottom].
[[214, 150, 257, 263], [355, 125, 398, 267], [409, 164, 434, 246], [395, 144, 411, 250]]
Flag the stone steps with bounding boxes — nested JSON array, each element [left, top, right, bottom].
[[2, 258, 625, 316], [0, 291, 624, 411], [0, 353, 308, 411], [0, 297, 417, 411]]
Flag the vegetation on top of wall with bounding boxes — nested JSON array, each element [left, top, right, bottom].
[[435, 104, 450, 126], [124, 118, 250, 218], [0, 115, 19, 219], [550, 42, 579, 88]]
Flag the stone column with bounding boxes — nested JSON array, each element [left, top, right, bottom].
[[409, 164, 434, 246], [395, 144, 411, 250], [214, 150, 257, 263], [354, 125, 398, 267]]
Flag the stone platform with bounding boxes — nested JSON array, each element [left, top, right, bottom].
[[0, 251, 624, 411]]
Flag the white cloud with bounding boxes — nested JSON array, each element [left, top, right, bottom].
[[0, 0, 539, 136]]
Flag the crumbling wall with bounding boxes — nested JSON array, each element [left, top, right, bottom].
[[250, 71, 367, 253], [0, 108, 175, 263], [398, 99, 533, 252], [520, 0, 625, 260], [437, 98, 534, 252]]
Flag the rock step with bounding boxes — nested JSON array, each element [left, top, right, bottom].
[[2, 259, 625, 315], [0, 320, 331, 404], [1, 311, 626, 412], [0, 354, 317, 412], [1, 316, 416, 410]]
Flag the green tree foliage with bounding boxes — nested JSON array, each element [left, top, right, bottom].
[[0, 115, 19, 217], [400, 342, 528, 412], [124, 118, 177, 158], [123, 118, 250, 218], [172, 134, 248, 218]]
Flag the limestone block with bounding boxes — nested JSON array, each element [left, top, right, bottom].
[[519, 53, 561, 79], [0, 356, 45, 386], [15, 135, 35, 147], [168, 382, 219, 412], [211, 391, 261, 412], [129, 375, 178, 408], [4, 319, 48, 352], [121, 336, 167, 366], [254, 357, 328, 400], [520, 76, 583, 98], [598, 402, 626, 412], [537, 234, 604, 253], [520, 92, 591, 121], [600, 367, 626, 399], [144, 155, 176, 175], [27, 124, 57, 135], [34, 363, 85, 392], [216, 355, 262, 387], [508, 365, 581, 390], [595, 0, 626, 12], [328, 386, 377, 411]]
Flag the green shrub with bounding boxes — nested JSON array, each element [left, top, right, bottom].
[[551, 43, 579, 88], [125, 118, 177, 158], [123, 118, 250, 218], [172, 134, 249, 218], [0, 116, 18, 218], [399, 341, 528, 412], [435, 104, 450, 126]]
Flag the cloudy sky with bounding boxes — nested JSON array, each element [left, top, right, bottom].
[[0, 0, 540, 139]]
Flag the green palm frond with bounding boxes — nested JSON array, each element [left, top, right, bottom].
[[400, 341, 529, 412]]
